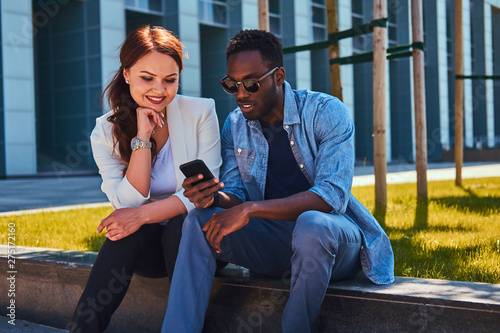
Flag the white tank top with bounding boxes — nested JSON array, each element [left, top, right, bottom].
[[150, 138, 177, 201]]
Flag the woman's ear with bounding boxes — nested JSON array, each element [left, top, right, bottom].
[[275, 67, 286, 86], [123, 68, 129, 83]]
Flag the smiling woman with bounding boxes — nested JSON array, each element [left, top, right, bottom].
[[104, 25, 184, 169], [69, 25, 222, 333]]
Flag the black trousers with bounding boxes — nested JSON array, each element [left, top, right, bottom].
[[69, 214, 185, 333]]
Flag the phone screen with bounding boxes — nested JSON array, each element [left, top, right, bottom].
[[179, 159, 214, 186]]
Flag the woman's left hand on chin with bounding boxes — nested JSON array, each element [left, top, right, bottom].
[[97, 207, 144, 241]]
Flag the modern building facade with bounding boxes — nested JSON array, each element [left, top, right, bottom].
[[0, 0, 498, 177]]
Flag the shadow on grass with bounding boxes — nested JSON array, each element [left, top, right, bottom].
[[372, 205, 387, 228], [414, 199, 428, 230], [392, 238, 500, 284], [85, 233, 106, 252], [388, 224, 479, 233], [432, 186, 500, 215]]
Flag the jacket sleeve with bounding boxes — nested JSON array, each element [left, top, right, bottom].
[[218, 114, 247, 203], [90, 116, 150, 210], [308, 98, 355, 215], [172, 99, 222, 211]]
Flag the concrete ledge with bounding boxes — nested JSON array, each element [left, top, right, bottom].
[[1, 246, 499, 332]]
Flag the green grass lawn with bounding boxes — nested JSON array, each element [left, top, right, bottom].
[[352, 177, 500, 284], [1, 177, 499, 283]]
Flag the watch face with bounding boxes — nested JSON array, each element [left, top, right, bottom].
[[131, 138, 139, 150], [131, 137, 151, 150]]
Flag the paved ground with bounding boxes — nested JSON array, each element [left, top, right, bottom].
[[351, 161, 500, 186], [0, 175, 107, 213], [0, 162, 499, 213], [0, 317, 67, 332]]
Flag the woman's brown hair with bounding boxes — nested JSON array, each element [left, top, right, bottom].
[[102, 25, 184, 170]]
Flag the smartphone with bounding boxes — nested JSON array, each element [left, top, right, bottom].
[[179, 159, 215, 186]]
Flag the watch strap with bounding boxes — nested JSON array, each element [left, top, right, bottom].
[[131, 137, 152, 151]]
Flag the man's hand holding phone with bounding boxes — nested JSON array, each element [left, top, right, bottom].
[[180, 160, 224, 208]]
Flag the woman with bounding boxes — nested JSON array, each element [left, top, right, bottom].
[[70, 25, 221, 332]]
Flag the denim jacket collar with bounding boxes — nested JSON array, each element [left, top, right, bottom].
[[283, 82, 301, 126]]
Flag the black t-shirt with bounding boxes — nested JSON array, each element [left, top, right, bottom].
[[260, 120, 311, 200]]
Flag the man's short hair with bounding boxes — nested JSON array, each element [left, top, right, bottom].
[[226, 29, 283, 69]]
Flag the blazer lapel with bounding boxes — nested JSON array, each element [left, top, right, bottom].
[[166, 96, 188, 190]]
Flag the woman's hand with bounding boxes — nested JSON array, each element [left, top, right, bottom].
[[97, 207, 145, 241], [136, 107, 164, 139]]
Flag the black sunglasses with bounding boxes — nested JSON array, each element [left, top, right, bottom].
[[219, 67, 279, 94]]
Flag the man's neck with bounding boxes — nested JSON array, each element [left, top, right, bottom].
[[260, 86, 285, 124]]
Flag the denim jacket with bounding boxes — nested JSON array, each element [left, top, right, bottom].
[[220, 81, 394, 285]]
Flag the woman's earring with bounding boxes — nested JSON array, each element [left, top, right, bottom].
[[126, 80, 129, 84]]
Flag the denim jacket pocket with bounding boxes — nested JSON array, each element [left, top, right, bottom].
[[234, 147, 256, 182]]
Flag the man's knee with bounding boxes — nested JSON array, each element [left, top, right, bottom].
[[295, 211, 330, 239], [293, 211, 347, 249]]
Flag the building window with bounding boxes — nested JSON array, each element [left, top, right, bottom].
[[311, 0, 327, 42], [469, 0, 475, 72], [387, 1, 397, 48], [199, 0, 228, 27], [352, 1, 366, 52], [446, 0, 454, 72], [125, 0, 162, 13], [269, 0, 282, 38]]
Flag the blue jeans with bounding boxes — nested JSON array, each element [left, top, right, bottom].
[[161, 208, 362, 333]]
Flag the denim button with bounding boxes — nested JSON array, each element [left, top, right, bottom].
[[300, 164, 304, 168], [290, 141, 295, 146]]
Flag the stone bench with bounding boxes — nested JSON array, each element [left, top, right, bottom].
[[1, 245, 499, 332]]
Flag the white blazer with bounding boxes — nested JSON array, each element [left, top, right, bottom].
[[90, 94, 221, 211]]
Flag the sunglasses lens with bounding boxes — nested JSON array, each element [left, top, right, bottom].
[[221, 80, 238, 94], [242, 80, 259, 94]]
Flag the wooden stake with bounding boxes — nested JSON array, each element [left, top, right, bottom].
[[326, 0, 343, 100], [373, 0, 387, 208], [455, 0, 463, 186], [258, 0, 270, 31], [411, 0, 428, 200]]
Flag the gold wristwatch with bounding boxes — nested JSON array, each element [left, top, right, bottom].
[[131, 137, 152, 151]]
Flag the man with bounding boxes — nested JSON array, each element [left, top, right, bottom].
[[162, 29, 394, 333]]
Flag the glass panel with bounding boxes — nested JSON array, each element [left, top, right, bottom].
[[212, 4, 227, 25], [199, 0, 205, 21], [138, 0, 148, 10], [269, 0, 280, 14], [388, 2, 397, 23], [352, 1, 363, 15], [198, 1, 228, 26], [54, 31, 85, 62], [312, 0, 325, 4], [313, 27, 326, 42], [270, 16, 281, 36], [149, 0, 162, 12], [353, 36, 365, 52], [53, 61, 86, 89], [125, 0, 135, 7], [352, 16, 365, 51], [87, 28, 100, 56], [86, 0, 100, 26], [389, 26, 397, 42], [88, 58, 102, 85], [312, 6, 325, 25]]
